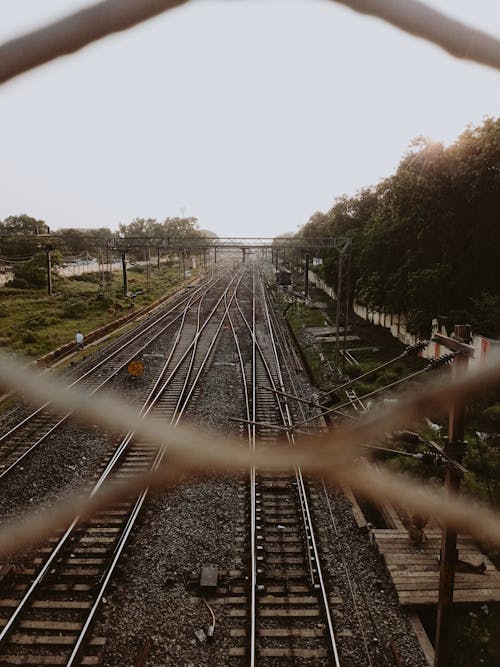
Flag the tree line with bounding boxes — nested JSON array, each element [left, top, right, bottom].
[[299, 117, 500, 338], [0, 215, 214, 288]]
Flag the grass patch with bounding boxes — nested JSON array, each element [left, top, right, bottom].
[[286, 301, 327, 329], [0, 262, 194, 359]]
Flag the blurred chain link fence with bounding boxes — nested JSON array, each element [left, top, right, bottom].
[[0, 0, 499, 555]]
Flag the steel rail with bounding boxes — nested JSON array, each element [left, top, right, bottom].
[[87, 275, 216, 484], [74, 268, 242, 491], [0, 292, 200, 478], [0, 271, 237, 656], [267, 278, 383, 667], [171, 274, 244, 427], [250, 267, 257, 667], [232, 264, 340, 665], [223, 280, 256, 664], [0, 280, 218, 643], [65, 271, 244, 665], [0, 272, 218, 446], [0, 273, 225, 480], [260, 270, 341, 667], [226, 267, 263, 667]]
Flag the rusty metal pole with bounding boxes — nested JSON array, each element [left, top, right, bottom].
[[335, 254, 343, 372], [46, 247, 53, 296], [105, 242, 111, 287], [121, 251, 128, 295], [304, 253, 309, 298], [434, 325, 471, 667]]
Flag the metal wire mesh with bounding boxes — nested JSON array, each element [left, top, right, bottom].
[[1, 0, 500, 557]]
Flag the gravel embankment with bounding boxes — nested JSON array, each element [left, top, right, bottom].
[[96, 330, 247, 666], [0, 304, 429, 666], [95, 323, 428, 666], [312, 482, 427, 666]]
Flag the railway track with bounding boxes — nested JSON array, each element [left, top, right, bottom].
[[225, 267, 340, 664], [0, 268, 243, 665], [0, 268, 233, 481], [0, 259, 388, 665]]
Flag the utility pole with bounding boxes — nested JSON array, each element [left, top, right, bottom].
[[157, 247, 161, 271], [145, 245, 150, 291], [105, 242, 111, 288], [45, 245, 53, 296], [433, 325, 473, 667], [120, 249, 128, 295], [98, 248, 104, 287], [304, 253, 309, 299], [334, 238, 352, 374], [242, 247, 246, 264]]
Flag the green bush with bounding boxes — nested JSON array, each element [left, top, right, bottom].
[[12, 260, 46, 288], [6, 277, 30, 289], [481, 405, 500, 430], [22, 330, 37, 343], [61, 299, 88, 319], [25, 314, 51, 329], [375, 368, 400, 388], [69, 273, 100, 283], [94, 293, 114, 308]]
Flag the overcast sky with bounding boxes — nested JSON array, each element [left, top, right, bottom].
[[1, 0, 499, 238]]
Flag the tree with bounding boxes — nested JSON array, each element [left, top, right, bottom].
[[1, 214, 48, 236], [0, 214, 51, 259], [298, 117, 500, 337]]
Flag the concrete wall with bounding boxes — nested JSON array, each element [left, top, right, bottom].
[[308, 271, 499, 370]]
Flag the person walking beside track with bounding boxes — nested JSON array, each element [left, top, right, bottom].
[[75, 330, 84, 350]]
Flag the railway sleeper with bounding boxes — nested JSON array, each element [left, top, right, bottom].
[[14, 583, 93, 593], [0, 655, 101, 665], [9, 635, 105, 647], [259, 648, 327, 658], [0, 600, 93, 610]]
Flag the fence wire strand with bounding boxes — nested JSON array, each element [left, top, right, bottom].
[[0, 0, 499, 87], [0, 0, 189, 85], [1, 0, 500, 563], [1, 353, 500, 558], [333, 0, 500, 71]]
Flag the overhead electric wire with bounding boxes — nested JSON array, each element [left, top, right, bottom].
[[322, 340, 428, 399], [361, 443, 437, 461], [0, 254, 39, 263], [294, 352, 457, 428]]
